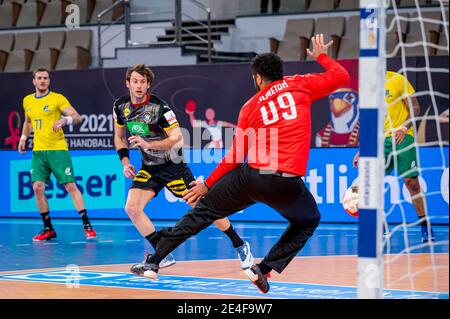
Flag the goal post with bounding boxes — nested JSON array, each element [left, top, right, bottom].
[[357, 0, 449, 299], [357, 0, 387, 299]]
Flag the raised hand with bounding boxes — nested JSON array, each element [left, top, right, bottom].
[[306, 34, 334, 60]]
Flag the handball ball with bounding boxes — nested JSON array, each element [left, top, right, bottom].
[[185, 100, 197, 113], [343, 186, 359, 218]]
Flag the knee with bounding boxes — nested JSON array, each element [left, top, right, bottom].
[[64, 183, 78, 194], [125, 204, 142, 220], [33, 182, 45, 196], [405, 177, 420, 194]]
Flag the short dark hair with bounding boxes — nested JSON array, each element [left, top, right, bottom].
[[252, 53, 283, 82], [33, 68, 49, 78], [126, 64, 154, 85]]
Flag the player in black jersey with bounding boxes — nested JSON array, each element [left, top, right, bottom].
[[113, 64, 254, 273]]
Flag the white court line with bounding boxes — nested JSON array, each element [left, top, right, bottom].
[[125, 239, 141, 242], [188, 237, 196, 240], [240, 236, 251, 239], [208, 237, 223, 240], [98, 240, 114, 243], [16, 244, 31, 247], [263, 236, 278, 239], [317, 235, 333, 237], [345, 234, 358, 237], [43, 242, 58, 245], [70, 242, 87, 244]]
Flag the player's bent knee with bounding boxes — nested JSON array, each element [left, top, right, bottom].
[[124, 205, 142, 219], [64, 182, 79, 194], [404, 177, 420, 194], [33, 182, 46, 195]]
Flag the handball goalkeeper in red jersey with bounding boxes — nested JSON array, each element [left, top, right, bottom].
[[136, 34, 350, 294]]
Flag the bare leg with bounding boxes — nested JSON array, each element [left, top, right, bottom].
[[65, 182, 86, 211], [33, 181, 49, 213], [213, 218, 231, 231], [404, 177, 426, 219], [125, 188, 156, 236]]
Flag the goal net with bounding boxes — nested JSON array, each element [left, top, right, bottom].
[[358, 0, 449, 299]]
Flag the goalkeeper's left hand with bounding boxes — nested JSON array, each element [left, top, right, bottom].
[[183, 181, 208, 207]]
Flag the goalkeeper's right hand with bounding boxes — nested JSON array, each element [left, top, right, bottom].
[[123, 163, 136, 179], [343, 186, 359, 218]]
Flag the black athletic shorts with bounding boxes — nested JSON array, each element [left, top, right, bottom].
[[130, 161, 195, 197]]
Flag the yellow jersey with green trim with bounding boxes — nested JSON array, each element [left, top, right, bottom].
[[384, 71, 416, 137], [23, 91, 71, 151]]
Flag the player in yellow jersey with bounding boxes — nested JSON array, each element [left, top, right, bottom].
[[353, 71, 434, 243], [17, 68, 97, 241]]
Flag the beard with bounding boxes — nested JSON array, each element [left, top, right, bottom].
[[253, 78, 261, 92]]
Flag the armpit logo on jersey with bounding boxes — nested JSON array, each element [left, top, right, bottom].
[[164, 111, 177, 125]]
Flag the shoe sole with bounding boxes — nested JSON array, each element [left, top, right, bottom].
[[142, 270, 158, 280], [32, 237, 56, 242], [244, 268, 270, 294], [241, 255, 254, 270], [244, 268, 258, 282], [159, 260, 176, 269]]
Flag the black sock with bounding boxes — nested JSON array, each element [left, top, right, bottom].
[[78, 209, 91, 228], [420, 219, 429, 227], [40, 212, 53, 230], [145, 232, 159, 250], [224, 225, 244, 248], [257, 262, 272, 275]]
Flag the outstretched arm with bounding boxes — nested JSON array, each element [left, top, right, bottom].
[[220, 121, 237, 128], [303, 34, 351, 101], [186, 109, 200, 127]]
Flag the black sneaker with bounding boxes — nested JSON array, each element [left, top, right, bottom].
[[244, 265, 271, 294], [130, 253, 159, 280]]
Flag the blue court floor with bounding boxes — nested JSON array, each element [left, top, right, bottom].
[[0, 218, 448, 272]]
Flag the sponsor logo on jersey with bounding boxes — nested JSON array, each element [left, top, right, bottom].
[[65, 167, 72, 176], [164, 110, 177, 125], [143, 113, 151, 122], [131, 124, 146, 135]]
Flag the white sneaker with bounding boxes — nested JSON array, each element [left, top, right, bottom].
[[159, 253, 176, 269], [236, 241, 254, 270]]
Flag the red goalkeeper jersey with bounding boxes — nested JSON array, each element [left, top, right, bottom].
[[205, 53, 350, 188]]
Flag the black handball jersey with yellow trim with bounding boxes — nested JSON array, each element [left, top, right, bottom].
[[23, 91, 70, 151], [113, 94, 182, 166]]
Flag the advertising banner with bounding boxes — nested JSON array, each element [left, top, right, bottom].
[[1, 148, 447, 224]]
